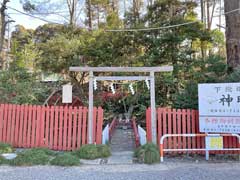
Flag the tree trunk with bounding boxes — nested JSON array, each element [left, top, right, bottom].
[[224, 0, 240, 67], [86, 0, 92, 29], [0, 0, 10, 69]]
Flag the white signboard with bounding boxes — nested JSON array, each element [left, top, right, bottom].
[[62, 84, 72, 103], [198, 83, 240, 133], [205, 136, 223, 151]]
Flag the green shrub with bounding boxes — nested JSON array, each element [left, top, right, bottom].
[[0, 156, 11, 165], [50, 153, 80, 166], [134, 143, 160, 164], [0, 143, 13, 154], [11, 148, 52, 166], [75, 144, 111, 159], [96, 145, 111, 158], [75, 144, 99, 159]]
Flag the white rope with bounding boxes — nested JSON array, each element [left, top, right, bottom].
[[213, 7, 240, 18], [106, 7, 240, 32], [7, 6, 64, 25], [105, 21, 198, 32]]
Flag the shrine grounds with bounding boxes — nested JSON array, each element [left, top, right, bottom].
[[0, 162, 239, 180]]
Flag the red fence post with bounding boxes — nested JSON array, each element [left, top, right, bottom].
[[72, 107, 77, 150], [177, 109, 182, 151], [77, 107, 83, 149], [63, 106, 68, 151], [96, 107, 103, 144], [67, 106, 73, 151], [172, 109, 177, 154], [93, 107, 97, 144], [0, 104, 4, 142], [31, 105, 36, 148], [157, 108, 162, 146], [82, 107, 87, 145], [191, 109, 196, 152], [186, 109, 191, 150], [7, 104, 12, 144], [182, 109, 187, 151], [23, 105, 28, 148], [54, 106, 59, 150], [10, 105, 16, 146], [58, 106, 63, 150], [167, 108, 172, 149], [14, 105, 20, 147], [27, 105, 32, 148], [40, 106, 45, 147]]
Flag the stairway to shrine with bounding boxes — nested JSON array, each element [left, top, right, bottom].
[[108, 121, 136, 164]]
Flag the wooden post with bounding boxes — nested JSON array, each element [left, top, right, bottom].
[[150, 71, 157, 144], [88, 71, 94, 144]]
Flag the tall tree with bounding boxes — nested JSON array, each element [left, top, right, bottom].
[[85, 0, 92, 29], [21, 0, 81, 27], [224, 0, 240, 67], [0, 0, 11, 68]]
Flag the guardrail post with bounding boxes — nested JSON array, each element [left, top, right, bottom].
[[160, 143, 164, 162]]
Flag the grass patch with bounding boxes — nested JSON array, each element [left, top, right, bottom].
[[11, 148, 53, 166], [0, 156, 11, 165], [50, 153, 80, 166], [75, 144, 111, 160], [0, 142, 13, 154], [134, 143, 160, 164]]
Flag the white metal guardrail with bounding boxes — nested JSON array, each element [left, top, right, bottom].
[[102, 124, 109, 144], [160, 133, 240, 162]]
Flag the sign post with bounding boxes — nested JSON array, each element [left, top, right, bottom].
[[205, 134, 223, 160]]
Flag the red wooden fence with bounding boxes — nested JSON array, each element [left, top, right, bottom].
[[0, 104, 103, 151], [146, 107, 239, 154]]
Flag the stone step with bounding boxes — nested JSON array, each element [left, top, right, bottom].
[[107, 151, 134, 164]]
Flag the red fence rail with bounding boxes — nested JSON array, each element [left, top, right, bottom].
[[146, 107, 239, 154], [132, 118, 140, 147], [0, 104, 103, 151], [109, 118, 117, 141]]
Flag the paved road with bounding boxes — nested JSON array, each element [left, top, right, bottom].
[[0, 162, 239, 180]]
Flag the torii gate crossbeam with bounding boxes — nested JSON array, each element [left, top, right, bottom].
[[69, 66, 173, 144]]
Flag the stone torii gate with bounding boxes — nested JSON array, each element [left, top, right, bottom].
[[69, 66, 173, 144]]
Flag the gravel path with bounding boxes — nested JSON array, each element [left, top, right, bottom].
[[0, 162, 239, 180]]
